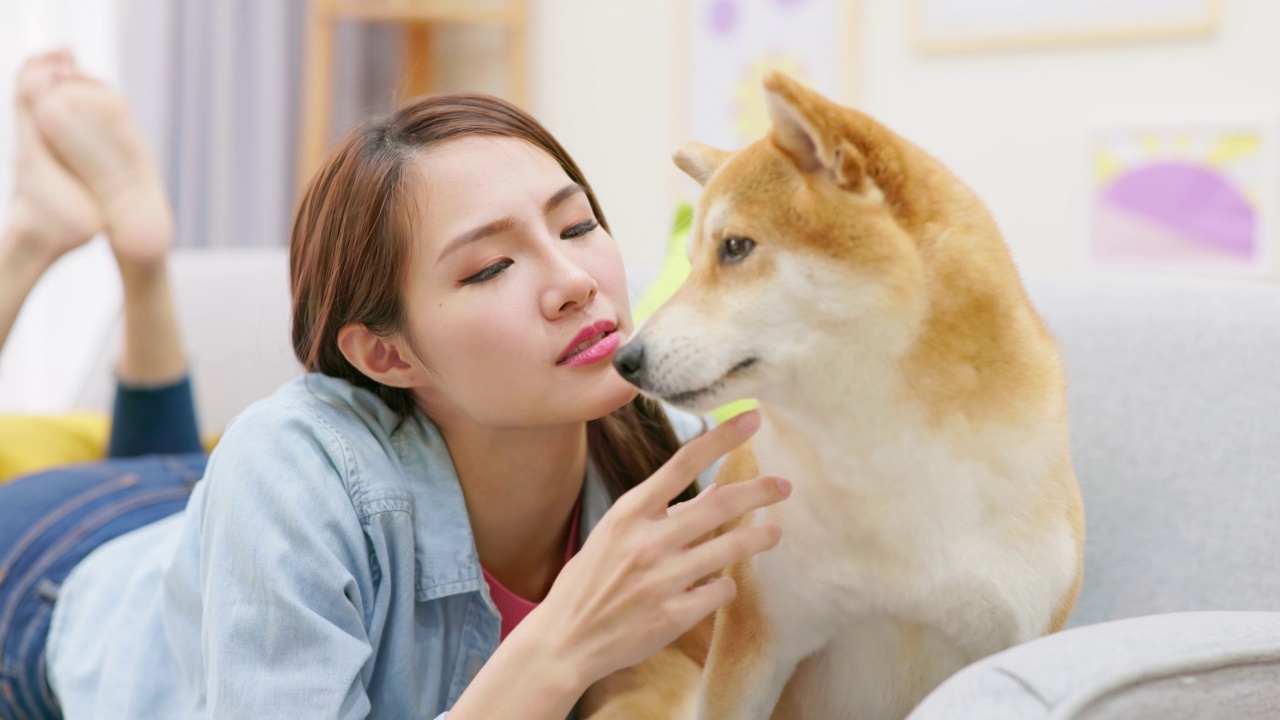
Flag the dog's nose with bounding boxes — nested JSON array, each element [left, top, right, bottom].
[[613, 341, 647, 385]]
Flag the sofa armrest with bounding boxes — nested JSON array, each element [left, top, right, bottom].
[[908, 612, 1280, 720]]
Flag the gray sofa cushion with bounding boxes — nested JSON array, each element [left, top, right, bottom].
[[1026, 276, 1280, 628], [76, 247, 301, 431], [908, 611, 1280, 719]]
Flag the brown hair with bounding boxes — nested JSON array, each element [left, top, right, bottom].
[[289, 93, 694, 503]]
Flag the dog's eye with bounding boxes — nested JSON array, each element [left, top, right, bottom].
[[719, 236, 756, 264]]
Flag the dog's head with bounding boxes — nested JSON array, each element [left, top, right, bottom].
[[615, 72, 937, 413]]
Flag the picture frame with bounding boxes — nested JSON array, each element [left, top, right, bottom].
[[670, 0, 861, 204], [1088, 117, 1277, 279], [909, 0, 1224, 54]]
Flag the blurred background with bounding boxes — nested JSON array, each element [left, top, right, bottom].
[[0, 0, 1275, 426]]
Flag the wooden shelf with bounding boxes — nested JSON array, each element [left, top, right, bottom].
[[297, 0, 529, 188], [328, 0, 521, 25]]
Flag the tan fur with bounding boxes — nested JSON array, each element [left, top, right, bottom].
[[1047, 458, 1086, 634], [701, 553, 772, 714], [579, 617, 712, 719], [585, 71, 1083, 720]]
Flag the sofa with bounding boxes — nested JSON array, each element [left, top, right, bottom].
[[0, 246, 300, 481], [909, 274, 1280, 718], [9, 243, 1279, 716], [77, 246, 302, 435]]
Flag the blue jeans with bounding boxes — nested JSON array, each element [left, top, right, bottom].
[[0, 377, 208, 720]]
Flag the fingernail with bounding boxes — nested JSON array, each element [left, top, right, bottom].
[[698, 483, 717, 497], [735, 410, 760, 433], [775, 478, 792, 496]]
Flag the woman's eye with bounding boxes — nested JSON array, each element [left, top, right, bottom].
[[460, 259, 513, 285], [719, 236, 756, 264], [561, 219, 599, 240]]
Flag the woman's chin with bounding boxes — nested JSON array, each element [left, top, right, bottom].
[[591, 373, 642, 417]]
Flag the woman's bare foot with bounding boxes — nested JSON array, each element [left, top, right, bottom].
[[4, 50, 102, 266], [32, 64, 174, 274], [12, 56, 188, 385], [1, 51, 106, 355]]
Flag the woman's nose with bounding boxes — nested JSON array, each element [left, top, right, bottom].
[[542, 252, 598, 318]]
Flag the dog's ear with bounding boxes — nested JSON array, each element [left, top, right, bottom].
[[763, 71, 868, 192], [674, 142, 732, 186]]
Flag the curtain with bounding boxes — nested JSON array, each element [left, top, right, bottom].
[[117, 0, 402, 248]]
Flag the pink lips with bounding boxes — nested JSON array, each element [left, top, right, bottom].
[[557, 319, 620, 367]]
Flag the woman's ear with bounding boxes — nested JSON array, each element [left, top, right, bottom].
[[337, 322, 421, 389]]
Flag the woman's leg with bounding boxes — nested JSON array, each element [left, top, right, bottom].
[[31, 59, 201, 458], [0, 454, 206, 719]]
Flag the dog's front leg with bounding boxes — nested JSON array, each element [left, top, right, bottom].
[[693, 563, 821, 720]]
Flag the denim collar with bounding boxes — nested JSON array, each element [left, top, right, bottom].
[[392, 407, 613, 602], [300, 373, 615, 603]]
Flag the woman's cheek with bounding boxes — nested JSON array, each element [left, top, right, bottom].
[[594, 250, 630, 311], [466, 295, 531, 358]]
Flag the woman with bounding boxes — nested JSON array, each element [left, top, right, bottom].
[[1, 55, 791, 720]]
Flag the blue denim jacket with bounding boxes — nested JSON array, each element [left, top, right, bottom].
[[45, 374, 711, 719]]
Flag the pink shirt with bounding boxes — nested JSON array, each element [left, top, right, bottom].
[[481, 498, 582, 642]]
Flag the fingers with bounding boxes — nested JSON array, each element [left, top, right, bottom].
[[663, 575, 737, 632], [624, 410, 761, 514], [16, 54, 61, 103], [673, 521, 782, 588], [665, 474, 791, 548], [666, 483, 716, 518]]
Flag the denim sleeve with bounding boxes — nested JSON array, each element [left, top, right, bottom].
[[196, 404, 377, 719]]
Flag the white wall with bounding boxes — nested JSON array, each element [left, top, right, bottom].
[[527, 0, 682, 290], [7, 0, 1274, 413], [857, 0, 1280, 279], [498, 0, 1280, 283], [435, 1, 682, 289]]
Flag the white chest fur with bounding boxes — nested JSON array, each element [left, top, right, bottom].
[[740, 386, 1078, 717]]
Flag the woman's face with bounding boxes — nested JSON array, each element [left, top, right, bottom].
[[400, 136, 636, 430]]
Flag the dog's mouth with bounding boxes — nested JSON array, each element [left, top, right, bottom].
[[662, 357, 759, 407]]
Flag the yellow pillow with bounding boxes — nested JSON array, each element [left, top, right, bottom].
[[0, 413, 111, 483], [0, 414, 220, 484], [633, 204, 756, 424]]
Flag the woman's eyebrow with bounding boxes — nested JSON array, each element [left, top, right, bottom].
[[437, 216, 517, 264], [437, 183, 586, 264], [543, 183, 585, 215]]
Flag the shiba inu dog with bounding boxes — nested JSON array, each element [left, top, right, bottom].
[[583, 72, 1085, 719]]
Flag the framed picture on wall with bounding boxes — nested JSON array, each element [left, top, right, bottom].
[[671, 0, 860, 208], [1089, 120, 1277, 278], [680, 0, 858, 152], [909, 0, 1224, 53]]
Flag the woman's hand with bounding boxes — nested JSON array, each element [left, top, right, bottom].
[[529, 409, 791, 688], [446, 410, 790, 720]]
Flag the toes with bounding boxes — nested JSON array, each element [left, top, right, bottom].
[[16, 56, 58, 103], [16, 49, 82, 102], [49, 48, 77, 76]]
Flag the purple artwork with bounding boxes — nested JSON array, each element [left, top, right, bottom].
[[1098, 163, 1254, 258], [1091, 129, 1269, 275], [709, 0, 737, 35], [690, 0, 843, 151]]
